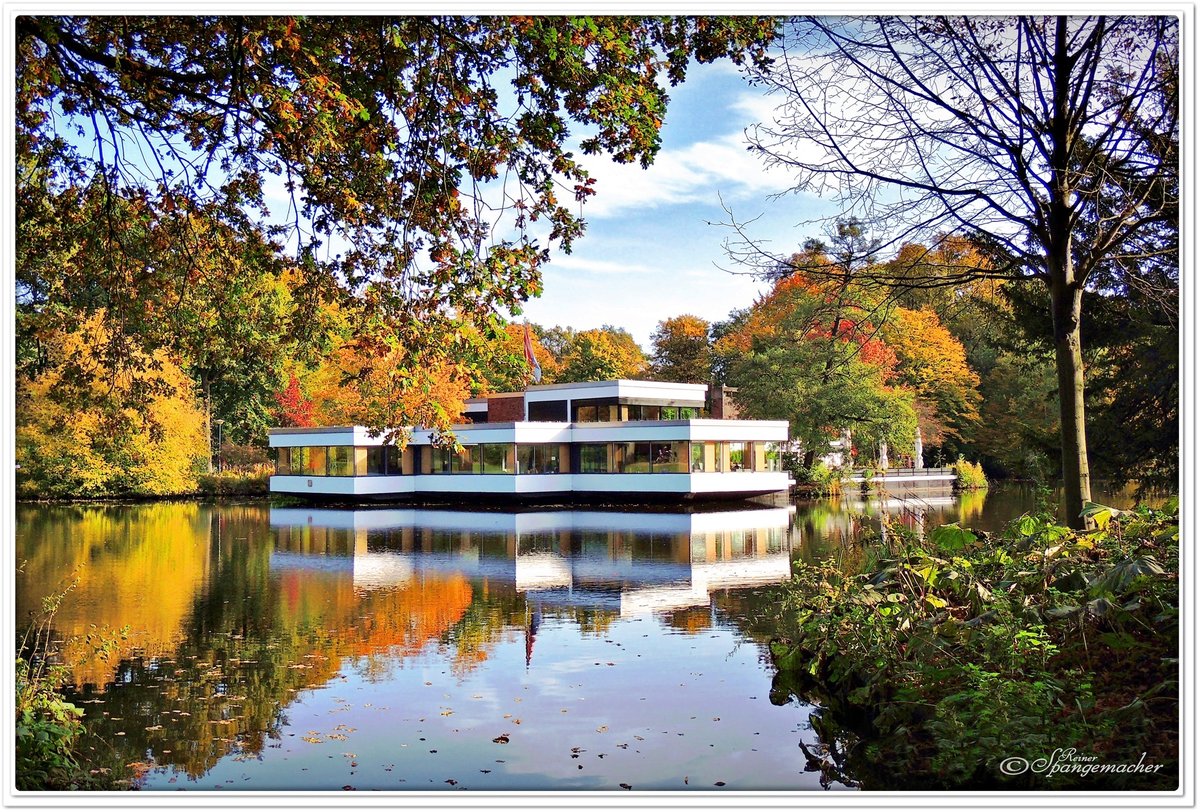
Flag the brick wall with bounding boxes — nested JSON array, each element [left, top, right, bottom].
[[709, 386, 740, 420], [487, 394, 525, 422]]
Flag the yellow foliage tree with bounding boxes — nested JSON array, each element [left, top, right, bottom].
[[16, 314, 208, 497]]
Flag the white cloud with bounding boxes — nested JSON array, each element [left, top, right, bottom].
[[576, 101, 799, 220], [543, 254, 661, 277]]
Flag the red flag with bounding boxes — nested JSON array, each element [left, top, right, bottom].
[[523, 322, 542, 383]]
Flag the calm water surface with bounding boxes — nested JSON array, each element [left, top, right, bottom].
[[13, 485, 1143, 792]]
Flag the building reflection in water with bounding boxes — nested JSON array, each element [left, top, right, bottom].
[[268, 506, 794, 622]]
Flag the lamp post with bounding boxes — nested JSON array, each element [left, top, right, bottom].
[[214, 419, 225, 472]]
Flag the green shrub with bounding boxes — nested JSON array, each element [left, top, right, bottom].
[[766, 500, 1179, 789], [15, 573, 133, 790]]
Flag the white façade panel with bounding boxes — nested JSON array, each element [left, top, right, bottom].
[[521, 379, 708, 405], [613, 379, 707, 404], [688, 472, 791, 494], [409, 474, 575, 494], [269, 429, 356, 448], [570, 424, 693, 442], [268, 475, 414, 496], [570, 473, 693, 494], [686, 420, 790, 442]]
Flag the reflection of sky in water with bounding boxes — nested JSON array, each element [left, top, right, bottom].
[[18, 502, 838, 792], [145, 614, 822, 791]]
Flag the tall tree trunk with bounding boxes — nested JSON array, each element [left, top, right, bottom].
[[1046, 15, 1091, 529], [1050, 278, 1092, 528]]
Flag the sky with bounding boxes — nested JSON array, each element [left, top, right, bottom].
[[516, 59, 837, 349]]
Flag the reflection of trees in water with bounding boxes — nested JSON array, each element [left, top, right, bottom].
[[24, 502, 800, 783], [15, 502, 217, 688]]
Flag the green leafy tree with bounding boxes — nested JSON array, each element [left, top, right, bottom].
[[717, 277, 917, 468], [16, 15, 776, 437]]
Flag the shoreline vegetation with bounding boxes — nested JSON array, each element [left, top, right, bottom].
[[761, 495, 1179, 790]]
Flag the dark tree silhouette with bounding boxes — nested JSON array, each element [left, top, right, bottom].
[[729, 16, 1177, 527]]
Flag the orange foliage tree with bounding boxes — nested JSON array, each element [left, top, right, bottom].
[[881, 307, 981, 448]]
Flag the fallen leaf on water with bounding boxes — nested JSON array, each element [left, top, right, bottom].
[[596, 725, 607, 733], [145, 725, 162, 731], [620, 783, 632, 790], [445, 779, 457, 786], [492, 734, 510, 744], [714, 781, 726, 787], [480, 769, 491, 774]]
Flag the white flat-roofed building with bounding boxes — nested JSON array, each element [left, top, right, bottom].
[[269, 380, 791, 502]]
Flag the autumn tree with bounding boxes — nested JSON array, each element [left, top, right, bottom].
[[716, 275, 917, 469], [649, 314, 712, 383], [559, 328, 649, 382], [479, 323, 562, 393], [15, 314, 208, 498], [737, 16, 1177, 526], [16, 15, 776, 440], [274, 374, 315, 428], [302, 337, 472, 441], [880, 307, 981, 451]]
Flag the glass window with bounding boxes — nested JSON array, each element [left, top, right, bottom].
[[579, 443, 611, 473], [713, 442, 724, 472], [481, 444, 514, 474], [386, 445, 402, 474], [728, 442, 747, 472], [432, 445, 476, 473], [690, 443, 705, 472], [626, 405, 661, 421], [328, 446, 354, 477], [617, 442, 652, 473], [755, 442, 781, 472], [365, 447, 386, 475], [516, 444, 560, 474], [276, 447, 292, 476], [304, 446, 327, 476], [680, 406, 699, 419], [651, 441, 688, 473], [528, 400, 568, 422], [661, 406, 679, 420], [576, 405, 598, 423]]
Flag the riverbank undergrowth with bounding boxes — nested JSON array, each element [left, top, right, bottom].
[[767, 495, 1178, 789]]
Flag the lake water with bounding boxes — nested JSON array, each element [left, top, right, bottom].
[[14, 484, 1146, 792]]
